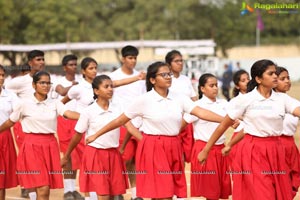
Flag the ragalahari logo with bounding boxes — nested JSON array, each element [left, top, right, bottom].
[[241, 2, 254, 15]]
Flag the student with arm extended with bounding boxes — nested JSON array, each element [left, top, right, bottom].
[[0, 65, 19, 200], [275, 66, 300, 197], [86, 62, 223, 200], [61, 75, 141, 200], [183, 73, 231, 200], [198, 59, 300, 200], [0, 71, 79, 200]]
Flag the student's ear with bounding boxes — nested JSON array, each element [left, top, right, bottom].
[[32, 82, 36, 90], [150, 77, 156, 85], [255, 76, 262, 84]]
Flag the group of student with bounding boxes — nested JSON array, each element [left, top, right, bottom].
[[0, 46, 299, 200]]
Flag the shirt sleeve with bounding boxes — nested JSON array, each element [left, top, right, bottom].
[[284, 94, 300, 114], [226, 95, 247, 120], [56, 100, 68, 116], [75, 109, 89, 134], [9, 100, 23, 122], [67, 85, 80, 100], [124, 96, 144, 119], [183, 113, 198, 123], [182, 95, 197, 114]]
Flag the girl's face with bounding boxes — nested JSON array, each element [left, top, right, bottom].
[[170, 55, 183, 74], [94, 79, 114, 100], [256, 65, 278, 89], [276, 71, 291, 93], [236, 73, 250, 94], [200, 77, 218, 101], [33, 75, 51, 96], [0, 69, 5, 88], [151, 65, 172, 90], [82, 62, 97, 81], [122, 55, 137, 70]]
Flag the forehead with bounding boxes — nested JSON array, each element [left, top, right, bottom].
[[205, 77, 217, 84], [39, 75, 50, 80], [157, 65, 170, 72]]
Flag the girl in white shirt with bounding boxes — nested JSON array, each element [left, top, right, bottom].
[[165, 50, 197, 163], [198, 59, 300, 200], [61, 75, 140, 200], [0, 65, 19, 200], [0, 71, 79, 200], [184, 73, 231, 199], [85, 62, 224, 200], [275, 66, 300, 197]]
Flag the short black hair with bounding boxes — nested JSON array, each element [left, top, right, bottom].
[[27, 50, 44, 61], [62, 54, 78, 66], [121, 45, 139, 57]]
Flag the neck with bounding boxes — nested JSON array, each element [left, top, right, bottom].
[[173, 71, 180, 78], [121, 66, 133, 75], [34, 92, 47, 101], [85, 77, 93, 84], [154, 87, 168, 98], [257, 86, 272, 98], [65, 74, 75, 82], [0, 87, 2, 94], [96, 98, 109, 110]]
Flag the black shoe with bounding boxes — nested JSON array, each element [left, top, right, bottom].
[[21, 188, 29, 198], [114, 195, 124, 200], [72, 191, 84, 200], [131, 198, 143, 200], [64, 191, 75, 200]]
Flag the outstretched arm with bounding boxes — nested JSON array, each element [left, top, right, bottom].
[[0, 119, 15, 133], [86, 113, 131, 144], [55, 82, 78, 96], [112, 72, 146, 88], [197, 115, 234, 164], [190, 106, 224, 123], [61, 132, 83, 167], [63, 110, 80, 120]]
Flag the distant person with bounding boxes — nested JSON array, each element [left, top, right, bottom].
[[233, 61, 243, 72], [221, 64, 232, 101]]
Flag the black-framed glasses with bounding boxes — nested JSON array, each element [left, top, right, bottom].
[[36, 81, 52, 86], [156, 72, 173, 79]]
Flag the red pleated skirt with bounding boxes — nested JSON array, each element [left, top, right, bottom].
[[17, 133, 63, 189], [79, 146, 128, 195], [119, 126, 138, 162], [13, 121, 26, 149], [0, 129, 18, 189], [231, 134, 293, 200], [279, 135, 300, 197], [178, 123, 194, 162], [57, 116, 85, 170], [135, 134, 186, 198], [190, 140, 231, 199]]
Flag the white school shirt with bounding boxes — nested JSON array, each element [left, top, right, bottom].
[[75, 102, 121, 149], [0, 88, 19, 125], [124, 89, 196, 136], [227, 93, 245, 132], [282, 96, 300, 136], [227, 88, 299, 137], [109, 68, 146, 109], [54, 76, 77, 111], [9, 95, 67, 134], [169, 74, 197, 99], [5, 73, 34, 99], [184, 95, 227, 144], [109, 68, 146, 126], [67, 79, 94, 113]]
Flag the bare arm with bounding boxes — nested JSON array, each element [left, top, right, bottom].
[[191, 96, 198, 101], [61, 132, 83, 167], [63, 110, 80, 120], [61, 95, 71, 104], [124, 121, 143, 141], [222, 129, 245, 156], [0, 119, 15, 133], [293, 106, 300, 117], [190, 106, 224, 123], [112, 72, 146, 88], [86, 113, 131, 144], [55, 82, 78, 96], [198, 115, 234, 164]]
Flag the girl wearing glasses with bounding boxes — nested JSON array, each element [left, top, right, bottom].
[[198, 60, 300, 200], [85, 61, 223, 200], [165, 50, 197, 163], [0, 65, 19, 200], [0, 71, 79, 200]]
